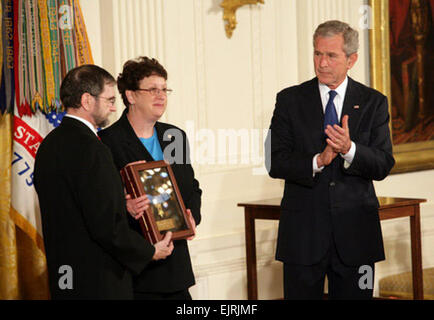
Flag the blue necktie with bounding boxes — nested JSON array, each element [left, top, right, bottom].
[[324, 90, 338, 131]]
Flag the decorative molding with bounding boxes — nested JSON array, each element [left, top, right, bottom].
[[190, 227, 278, 277], [192, 0, 207, 129], [193, 253, 278, 278], [107, 0, 167, 75], [102, 0, 167, 120], [249, 4, 263, 137], [220, 0, 264, 38], [192, 0, 208, 177], [295, 0, 367, 82]]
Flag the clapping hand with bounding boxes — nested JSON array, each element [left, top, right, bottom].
[[325, 115, 351, 155]]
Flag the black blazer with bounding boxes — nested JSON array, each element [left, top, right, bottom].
[[266, 77, 395, 266], [99, 109, 202, 293], [34, 117, 153, 299]]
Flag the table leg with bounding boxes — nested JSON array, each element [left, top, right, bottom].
[[410, 205, 424, 300], [245, 208, 258, 300]]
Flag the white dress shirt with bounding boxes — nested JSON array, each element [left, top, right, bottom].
[[64, 114, 98, 136], [313, 77, 356, 175]]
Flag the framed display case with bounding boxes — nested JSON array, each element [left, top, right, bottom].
[[120, 160, 194, 244]]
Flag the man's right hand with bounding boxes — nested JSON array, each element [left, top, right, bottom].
[[152, 231, 174, 260], [317, 144, 338, 168]]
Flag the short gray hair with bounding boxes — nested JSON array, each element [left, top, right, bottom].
[[313, 20, 359, 56]]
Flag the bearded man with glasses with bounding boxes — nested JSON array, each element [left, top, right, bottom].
[[34, 65, 174, 299]]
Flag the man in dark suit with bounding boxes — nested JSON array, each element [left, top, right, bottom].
[[34, 65, 174, 299], [266, 20, 395, 299]]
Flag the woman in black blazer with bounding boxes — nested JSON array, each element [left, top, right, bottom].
[[99, 56, 202, 300]]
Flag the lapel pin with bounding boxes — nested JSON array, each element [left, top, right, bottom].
[[354, 105, 360, 109]]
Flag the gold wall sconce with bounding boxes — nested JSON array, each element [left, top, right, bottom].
[[220, 0, 264, 38]]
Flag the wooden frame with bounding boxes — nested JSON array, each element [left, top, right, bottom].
[[120, 160, 194, 244], [369, 0, 434, 174]]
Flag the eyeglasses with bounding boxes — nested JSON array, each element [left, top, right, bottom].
[[135, 88, 173, 96], [90, 94, 116, 106]]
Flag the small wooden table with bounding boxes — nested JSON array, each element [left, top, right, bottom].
[[238, 197, 427, 300]]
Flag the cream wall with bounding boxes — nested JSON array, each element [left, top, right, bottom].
[[80, 0, 434, 299]]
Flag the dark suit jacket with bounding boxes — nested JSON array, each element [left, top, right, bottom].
[[34, 117, 153, 299], [266, 77, 395, 266], [99, 109, 202, 293]]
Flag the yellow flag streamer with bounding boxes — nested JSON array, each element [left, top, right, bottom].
[[74, 0, 93, 65], [37, 0, 56, 109]]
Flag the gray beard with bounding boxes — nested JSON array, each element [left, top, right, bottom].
[[93, 113, 109, 128]]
